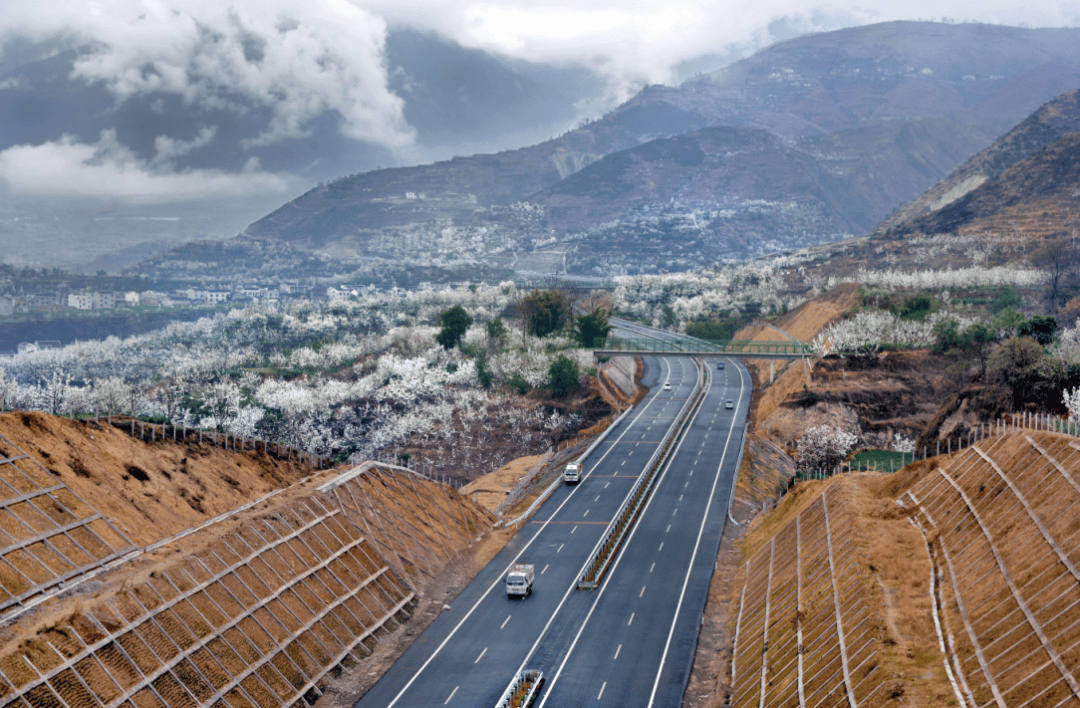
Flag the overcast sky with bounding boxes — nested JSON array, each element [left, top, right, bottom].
[[0, 0, 1078, 204]]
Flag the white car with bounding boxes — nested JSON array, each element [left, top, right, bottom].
[[726, 399, 734, 409], [663, 382, 672, 391]]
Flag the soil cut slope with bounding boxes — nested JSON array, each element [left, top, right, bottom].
[[725, 428, 1080, 706]]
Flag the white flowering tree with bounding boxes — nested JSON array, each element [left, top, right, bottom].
[[796, 425, 858, 473], [825, 266, 1048, 292], [612, 262, 799, 329], [892, 433, 916, 454], [0, 281, 597, 478], [1064, 387, 1080, 424], [812, 311, 978, 357]]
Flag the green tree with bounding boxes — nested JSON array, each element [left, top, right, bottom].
[[989, 285, 1023, 314], [506, 373, 530, 395], [486, 316, 507, 344], [1018, 315, 1058, 346], [992, 307, 1026, 338], [965, 321, 996, 377], [573, 308, 612, 348], [932, 316, 964, 354], [436, 305, 472, 350], [474, 357, 493, 389], [521, 290, 572, 337], [548, 355, 579, 398], [899, 294, 935, 321], [987, 336, 1060, 410], [660, 304, 677, 329]]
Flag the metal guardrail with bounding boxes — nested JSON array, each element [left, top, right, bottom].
[[500, 403, 636, 529], [494, 668, 544, 708], [577, 359, 709, 590], [597, 336, 813, 357]]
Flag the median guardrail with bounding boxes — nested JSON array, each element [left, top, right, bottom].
[[577, 359, 710, 590], [493, 668, 544, 708]]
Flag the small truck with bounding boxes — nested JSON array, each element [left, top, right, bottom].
[[564, 462, 581, 485], [506, 563, 535, 598]]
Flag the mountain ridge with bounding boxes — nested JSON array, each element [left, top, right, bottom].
[[242, 22, 1080, 274], [878, 87, 1080, 232]]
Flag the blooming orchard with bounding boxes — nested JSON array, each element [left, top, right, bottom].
[[0, 283, 590, 476], [826, 266, 1047, 292], [613, 262, 803, 328]]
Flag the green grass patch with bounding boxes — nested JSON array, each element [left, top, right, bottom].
[[849, 449, 913, 472]]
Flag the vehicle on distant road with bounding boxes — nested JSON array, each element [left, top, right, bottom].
[[506, 563, 535, 598], [663, 382, 672, 390], [726, 399, 734, 409], [717, 361, 725, 369], [564, 462, 580, 484]]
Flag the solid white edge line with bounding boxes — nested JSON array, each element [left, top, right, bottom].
[[647, 358, 748, 708], [538, 357, 708, 707], [383, 358, 674, 707]]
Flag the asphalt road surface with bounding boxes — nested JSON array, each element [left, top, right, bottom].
[[354, 354, 749, 708]]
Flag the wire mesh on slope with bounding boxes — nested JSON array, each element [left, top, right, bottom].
[[901, 432, 1080, 708], [0, 462, 494, 708], [0, 433, 135, 619], [731, 482, 888, 708]]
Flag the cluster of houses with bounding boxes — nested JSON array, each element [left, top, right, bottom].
[[0, 282, 327, 316], [0, 279, 471, 321]]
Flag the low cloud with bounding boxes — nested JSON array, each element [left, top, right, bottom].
[[0, 131, 299, 202], [367, 0, 1080, 107], [1, 0, 414, 149]]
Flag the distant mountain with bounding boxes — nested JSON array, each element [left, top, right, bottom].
[[528, 121, 988, 264], [881, 128, 1080, 240], [0, 29, 609, 270], [689, 22, 1080, 137], [245, 22, 1080, 274], [878, 88, 1080, 232]]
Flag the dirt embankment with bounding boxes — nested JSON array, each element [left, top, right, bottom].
[[0, 412, 317, 546], [717, 428, 1080, 707]]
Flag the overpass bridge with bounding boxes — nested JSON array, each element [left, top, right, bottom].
[[594, 335, 812, 359]]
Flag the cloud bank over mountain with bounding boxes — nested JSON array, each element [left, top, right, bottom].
[[0, 0, 1078, 268]]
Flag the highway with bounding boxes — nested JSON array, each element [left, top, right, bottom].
[[353, 352, 750, 707]]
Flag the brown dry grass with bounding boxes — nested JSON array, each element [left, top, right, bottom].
[[848, 479, 957, 706], [723, 428, 1080, 707], [0, 462, 502, 707], [461, 454, 545, 512], [0, 412, 316, 547]]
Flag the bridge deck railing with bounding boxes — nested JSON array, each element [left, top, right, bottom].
[[597, 336, 812, 356]]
